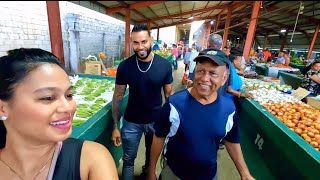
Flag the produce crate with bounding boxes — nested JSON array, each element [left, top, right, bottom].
[[289, 63, 306, 72], [71, 74, 128, 167], [307, 97, 320, 110], [278, 71, 304, 89], [255, 64, 268, 76], [238, 98, 320, 180]]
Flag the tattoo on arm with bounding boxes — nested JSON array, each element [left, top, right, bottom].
[[112, 84, 127, 128]]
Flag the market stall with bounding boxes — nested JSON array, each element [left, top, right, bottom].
[[239, 98, 320, 180], [289, 63, 306, 72], [70, 74, 129, 167], [239, 77, 320, 179], [255, 64, 269, 76], [278, 71, 304, 90], [153, 50, 174, 64], [255, 63, 300, 77]]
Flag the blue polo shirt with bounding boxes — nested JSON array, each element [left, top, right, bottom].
[[154, 89, 240, 180]]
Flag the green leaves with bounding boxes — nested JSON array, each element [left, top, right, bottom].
[[71, 77, 115, 126]]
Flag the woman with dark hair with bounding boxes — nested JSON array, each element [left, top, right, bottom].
[[226, 47, 253, 101], [0, 48, 118, 179], [300, 60, 320, 97]]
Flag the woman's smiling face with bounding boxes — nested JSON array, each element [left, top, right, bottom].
[[3, 63, 76, 144]]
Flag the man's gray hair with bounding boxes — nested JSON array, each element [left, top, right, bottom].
[[208, 34, 223, 49]]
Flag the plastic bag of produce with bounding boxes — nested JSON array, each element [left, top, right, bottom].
[[181, 72, 188, 85]]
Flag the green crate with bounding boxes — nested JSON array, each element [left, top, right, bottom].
[[278, 71, 303, 89], [238, 98, 320, 179], [71, 74, 128, 167]]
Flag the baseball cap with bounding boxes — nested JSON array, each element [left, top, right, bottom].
[[194, 48, 230, 67]]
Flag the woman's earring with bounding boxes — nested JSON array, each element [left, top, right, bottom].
[[0, 116, 7, 121]]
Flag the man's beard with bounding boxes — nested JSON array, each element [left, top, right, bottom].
[[134, 47, 152, 60]]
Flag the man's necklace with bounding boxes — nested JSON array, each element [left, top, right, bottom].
[[0, 148, 54, 180], [136, 54, 154, 73]]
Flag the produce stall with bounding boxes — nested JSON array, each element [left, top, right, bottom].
[[289, 63, 306, 72], [239, 77, 320, 179], [255, 63, 300, 77], [255, 64, 268, 76], [239, 98, 320, 180], [70, 74, 128, 167], [278, 71, 304, 90], [153, 50, 174, 64]]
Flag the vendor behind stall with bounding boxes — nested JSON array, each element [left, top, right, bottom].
[[300, 60, 320, 97], [274, 51, 286, 65], [226, 47, 254, 102]]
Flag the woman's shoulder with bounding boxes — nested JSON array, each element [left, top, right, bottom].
[[81, 140, 113, 160], [80, 140, 119, 179]]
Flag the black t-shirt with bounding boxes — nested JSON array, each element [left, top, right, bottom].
[[116, 54, 173, 124]]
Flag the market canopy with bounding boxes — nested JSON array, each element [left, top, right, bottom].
[[95, 1, 320, 51]]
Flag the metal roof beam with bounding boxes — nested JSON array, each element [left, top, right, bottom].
[[107, 1, 166, 14], [115, 1, 159, 27], [138, 4, 229, 24], [151, 15, 217, 30]]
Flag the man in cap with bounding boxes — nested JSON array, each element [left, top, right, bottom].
[[148, 48, 255, 180]]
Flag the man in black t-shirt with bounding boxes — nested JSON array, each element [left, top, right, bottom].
[[111, 24, 173, 180]]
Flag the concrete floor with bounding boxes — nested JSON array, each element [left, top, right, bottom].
[[117, 59, 239, 179]]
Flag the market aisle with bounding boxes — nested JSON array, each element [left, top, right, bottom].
[[117, 59, 239, 179]]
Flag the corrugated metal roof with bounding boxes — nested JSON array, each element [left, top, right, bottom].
[[93, 1, 320, 50]]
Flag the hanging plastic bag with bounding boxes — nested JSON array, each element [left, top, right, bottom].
[[181, 70, 189, 85]]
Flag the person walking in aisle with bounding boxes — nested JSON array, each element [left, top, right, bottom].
[[147, 48, 255, 180], [172, 44, 179, 70], [111, 24, 173, 180]]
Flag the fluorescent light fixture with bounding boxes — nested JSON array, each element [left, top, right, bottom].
[[188, 17, 194, 20], [280, 29, 286, 33]]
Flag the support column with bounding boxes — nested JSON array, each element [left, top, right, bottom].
[[280, 30, 288, 52], [243, 1, 261, 61], [46, 1, 64, 64], [205, 22, 212, 48], [147, 22, 151, 31], [157, 28, 160, 41], [242, 38, 246, 47], [263, 33, 269, 49], [307, 24, 320, 59], [214, 14, 220, 32], [125, 9, 131, 58], [222, 7, 232, 48]]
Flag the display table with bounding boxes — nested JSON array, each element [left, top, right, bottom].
[[255, 64, 300, 77], [289, 63, 306, 72], [71, 74, 128, 167], [238, 98, 320, 180], [165, 54, 174, 63], [255, 64, 268, 76], [277, 71, 304, 89]]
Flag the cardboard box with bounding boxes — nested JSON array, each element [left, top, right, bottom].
[[307, 97, 320, 110], [84, 61, 101, 75]]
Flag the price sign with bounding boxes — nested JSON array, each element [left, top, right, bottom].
[[292, 87, 310, 100]]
